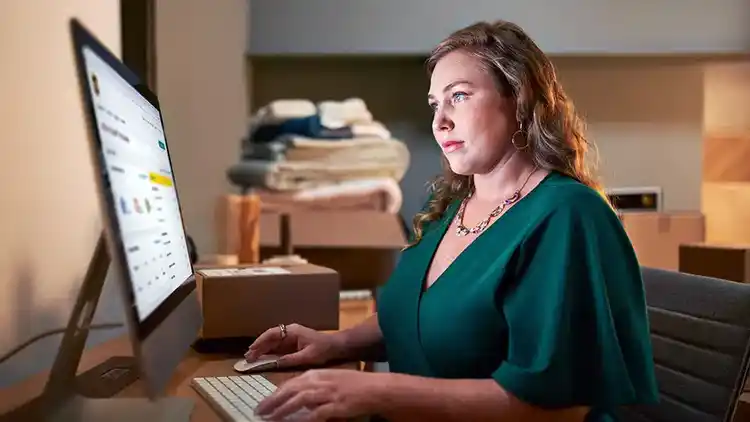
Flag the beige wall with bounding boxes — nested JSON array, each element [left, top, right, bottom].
[[250, 56, 705, 220], [156, 0, 249, 257], [0, 0, 121, 387]]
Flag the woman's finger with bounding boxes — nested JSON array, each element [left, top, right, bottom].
[[276, 346, 317, 368], [304, 403, 340, 422], [262, 388, 328, 421], [244, 326, 284, 361], [255, 380, 300, 416]]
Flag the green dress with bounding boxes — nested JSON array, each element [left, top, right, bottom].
[[377, 171, 659, 421]]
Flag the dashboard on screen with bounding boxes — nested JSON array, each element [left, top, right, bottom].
[[82, 46, 193, 321]]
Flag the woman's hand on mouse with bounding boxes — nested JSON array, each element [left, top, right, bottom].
[[245, 323, 346, 369]]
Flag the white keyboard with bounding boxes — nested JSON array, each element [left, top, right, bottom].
[[192, 374, 310, 421]]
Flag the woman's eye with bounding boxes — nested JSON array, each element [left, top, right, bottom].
[[452, 92, 468, 103]]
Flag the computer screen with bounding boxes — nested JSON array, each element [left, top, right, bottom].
[[81, 46, 193, 321]]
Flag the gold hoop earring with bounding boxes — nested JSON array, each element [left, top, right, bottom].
[[511, 129, 529, 150]]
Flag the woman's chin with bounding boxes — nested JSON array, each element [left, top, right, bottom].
[[446, 159, 475, 176]]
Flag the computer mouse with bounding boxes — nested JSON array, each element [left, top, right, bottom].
[[233, 356, 280, 373]]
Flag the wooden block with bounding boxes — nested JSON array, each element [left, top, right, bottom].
[[215, 194, 243, 255], [701, 182, 750, 244], [238, 194, 261, 264], [703, 134, 750, 182]]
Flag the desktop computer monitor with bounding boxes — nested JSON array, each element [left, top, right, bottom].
[[71, 16, 203, 397], [70, 17, 203, 399], [0, 19, 205, 422]]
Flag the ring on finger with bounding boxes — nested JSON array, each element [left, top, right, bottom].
[[279, 323, 287, 340]]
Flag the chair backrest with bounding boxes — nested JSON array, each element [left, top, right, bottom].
[[618, 267, 750, 422]]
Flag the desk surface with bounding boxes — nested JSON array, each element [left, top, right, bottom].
[[0, 335, 359, 421]]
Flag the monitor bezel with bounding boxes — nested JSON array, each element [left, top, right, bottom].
[[70, 18, 197, 342]]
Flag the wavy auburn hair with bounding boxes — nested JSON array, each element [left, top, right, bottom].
[[408, 20, 606, 247]]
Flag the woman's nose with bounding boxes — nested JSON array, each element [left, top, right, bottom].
[[432, 109, 454, 133]]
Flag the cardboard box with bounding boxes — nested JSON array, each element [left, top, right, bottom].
[[619, 212, 705, 270], [679, 243, 750, 283], [259, 209, 406, 290], [196, 263, 340, 339]]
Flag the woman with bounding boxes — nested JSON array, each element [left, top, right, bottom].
[[247, 20, 659, 422]]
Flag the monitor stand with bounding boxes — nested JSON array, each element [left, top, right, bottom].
[[0, 233, 193, 422]]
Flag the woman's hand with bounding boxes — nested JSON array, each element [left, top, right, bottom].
[[255, 369, 386, 421], [245, 323, 346, 369]]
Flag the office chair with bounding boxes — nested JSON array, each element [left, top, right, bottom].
[[617, 267, 750, 422]]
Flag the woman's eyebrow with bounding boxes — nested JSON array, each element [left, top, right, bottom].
[[428, 79, 473, 100]]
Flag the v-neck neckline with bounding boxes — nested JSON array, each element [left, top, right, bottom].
[[419, 171, 556, 297]]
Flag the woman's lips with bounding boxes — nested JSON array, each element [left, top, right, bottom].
[[441, 140, 465, 153]]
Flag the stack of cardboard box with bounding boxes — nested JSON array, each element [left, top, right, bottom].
[[212, 193, 402, 335]]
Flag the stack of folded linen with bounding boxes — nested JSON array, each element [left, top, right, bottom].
[[227, 98, 410, 214]]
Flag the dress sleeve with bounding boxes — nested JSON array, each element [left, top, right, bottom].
[[492, 196, 659, 409]]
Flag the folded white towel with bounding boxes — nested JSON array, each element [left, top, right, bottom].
[[250, 98, 389, 139], [250, 99, 317, 127], [318, 98, 373, 128], [352, 121, 391, 139], [285, 135, 399, 149], [292, 178, 404, 214]]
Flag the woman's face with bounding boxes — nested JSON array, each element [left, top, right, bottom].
[[428, 50, 518, 175]]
